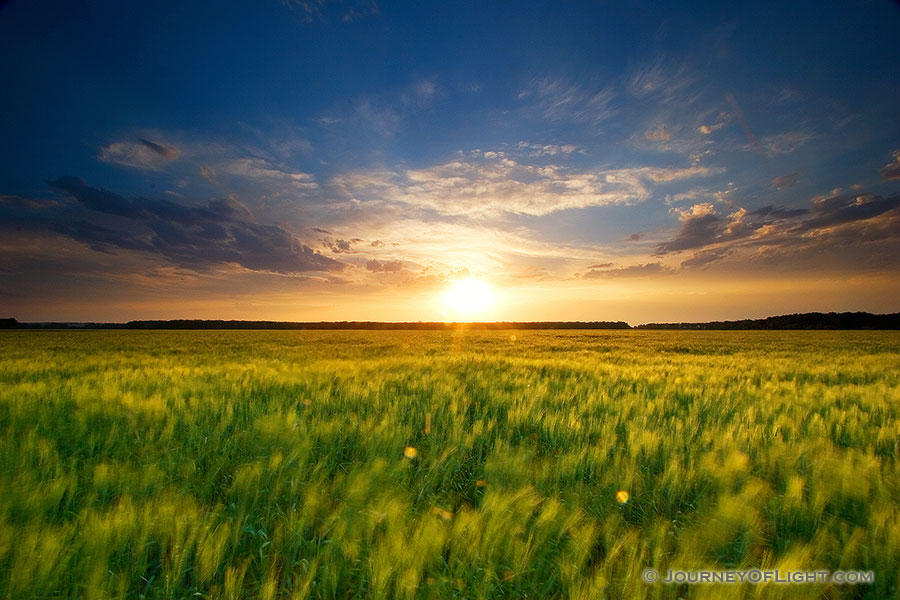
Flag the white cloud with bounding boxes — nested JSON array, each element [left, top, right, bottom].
[[334, 151, 724, 217], [222, 157, 318, 190], [514, 141, 581, 156]]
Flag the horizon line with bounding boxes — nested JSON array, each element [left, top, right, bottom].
[[2, 312, 899, 331]]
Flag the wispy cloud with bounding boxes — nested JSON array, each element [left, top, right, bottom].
[[401, 80, 438, 106], [519, 77, 616, 124], [222, 157, 318, 190], [771, 172, 800, 190], [335, 150, 724, 217], [628, 59, 695, 101], [581, 262, 671, 279], [98, 139, 181, 170], [759, 131, 813, 156]]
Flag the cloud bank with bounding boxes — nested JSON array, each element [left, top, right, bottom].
[[45, 177, 341, 274]]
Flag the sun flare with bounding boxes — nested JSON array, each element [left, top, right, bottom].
[[442, 277, 496, 317]]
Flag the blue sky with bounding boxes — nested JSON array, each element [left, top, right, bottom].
[[1, 0, 899, 322]]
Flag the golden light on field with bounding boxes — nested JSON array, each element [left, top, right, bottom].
[[441, 277, 496, 317]]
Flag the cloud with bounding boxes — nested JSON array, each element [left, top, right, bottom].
[[198, 165, 216, 181], [771, 172, 800, 190], [50, 176, 143, 217], [365, 259, 405, 272], [318, 98, 401, 138], [323, 238, 363, 254], [402, 80, 437, 106], [0, 194, 64, 210], [759, 131, 812, 156], [655, 204, 726, 254], [655, 190, 900, 271], [803, 193, 900, 230], [221, 157, 318, 190], [698, 121, 726, 135], [881, 150, 900, 181], [335, 151, 724, 217], [679, 248, 732, 269], [582, 262, 671, 279], [514, 141, 580, 156], [98, 139, 181, 170], [46, 177, 341, 274], [628, 59, 694, 101], [519, 78, 616, 124], [643, 125, 671, 141]]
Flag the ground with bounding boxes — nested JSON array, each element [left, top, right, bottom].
[[1, 330, 898, 599]]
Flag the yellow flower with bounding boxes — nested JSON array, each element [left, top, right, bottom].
[[616, 490, 630, 504], [404, 446, 417, 459], [431, 507, 452, 520]]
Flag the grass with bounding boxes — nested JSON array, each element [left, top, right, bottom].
[[0, 329, 898, 599]]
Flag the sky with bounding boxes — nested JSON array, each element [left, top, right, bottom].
[[1, 0, 899, 323]]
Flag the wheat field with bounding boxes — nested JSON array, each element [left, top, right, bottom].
[[1, 330, 898, 599]]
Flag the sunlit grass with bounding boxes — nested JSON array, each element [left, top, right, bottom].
[[0, 330, 898, 598]]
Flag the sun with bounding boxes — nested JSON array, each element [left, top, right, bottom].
[[442, 277, 496, 316]]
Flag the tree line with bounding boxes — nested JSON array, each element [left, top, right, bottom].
[[1, 312, 898, 330]]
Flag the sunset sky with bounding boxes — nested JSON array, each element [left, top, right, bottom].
[[1, 1, 899, 323]]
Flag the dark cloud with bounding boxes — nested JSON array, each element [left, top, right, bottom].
[[627, 232, 644, 241], [55, 220, 155, 253], [654, 212, 723, 254], [324, 238, 362, 253], [657, 192, 900, 271], [0, 194, 64, 210], [582, 262, 671, 278], [679, 248, 732, 269], [43, 177, 341, 274], [800, 194, 900, 230], [771, 172, 800, 190], [880, 151, 900, 181], [587, 262, 614, 269], [312, 227, 332, 234], [365, 259, 404, 272], [139, 138, 180, 160], [749, 205, 808, 219], [50, 176, 142, 217]]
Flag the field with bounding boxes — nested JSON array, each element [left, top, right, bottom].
[[1, 330, 899, 599]]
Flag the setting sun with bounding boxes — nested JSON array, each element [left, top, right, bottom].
[[442, 277, 496, 317]]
